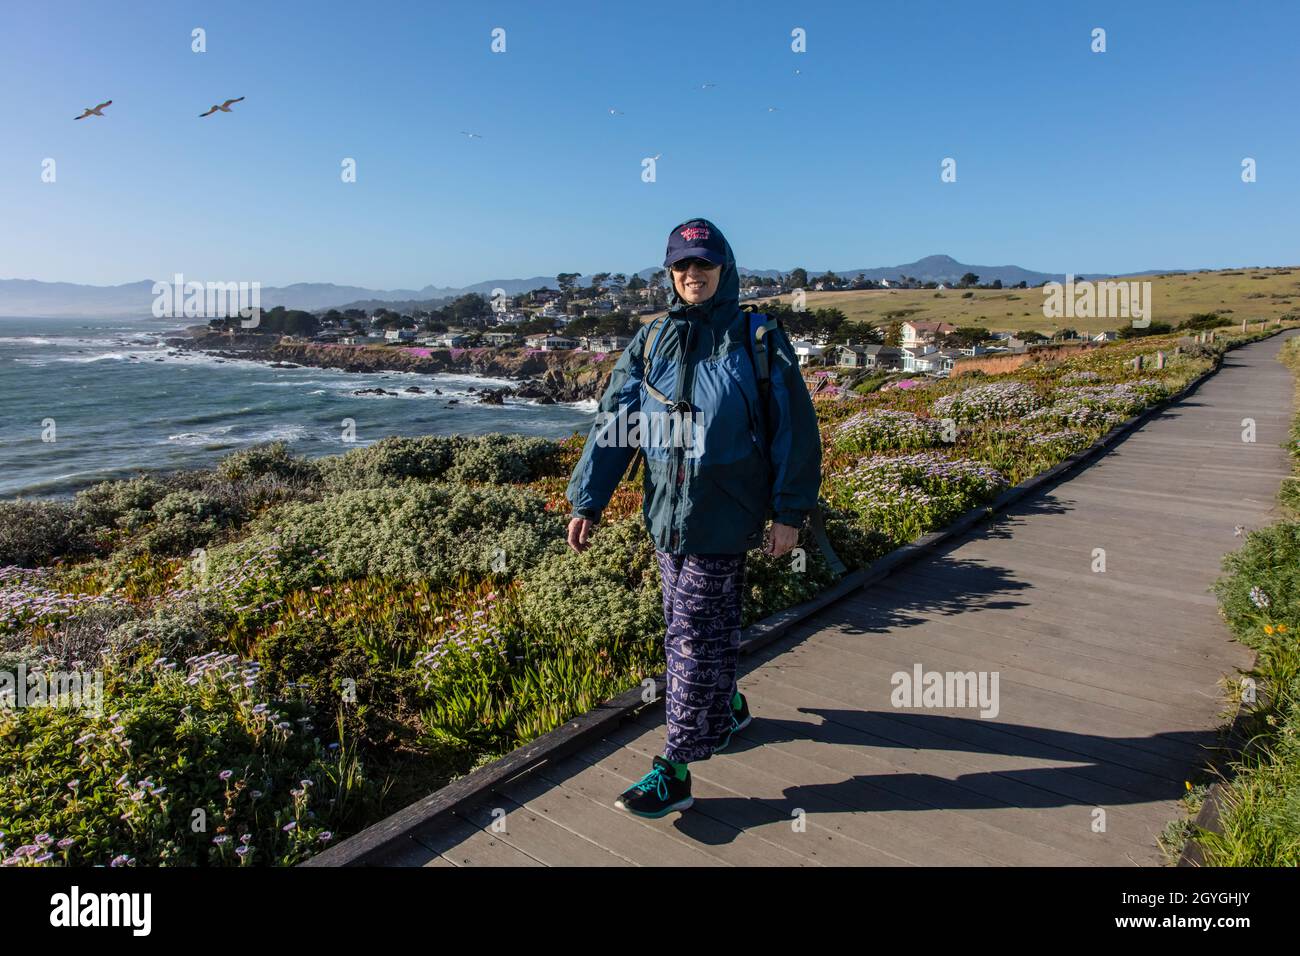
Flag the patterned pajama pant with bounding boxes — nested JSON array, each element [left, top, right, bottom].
[[655, 550, 747, 763]]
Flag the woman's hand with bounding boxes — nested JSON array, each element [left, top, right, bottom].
[[567, 516, 597, 553], [765, 521, 800, 558]]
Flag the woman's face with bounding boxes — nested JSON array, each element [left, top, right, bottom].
[[671, 259, 722, 304]]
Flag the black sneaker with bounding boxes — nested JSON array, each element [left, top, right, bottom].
[[712, 693, 752, 755], [614, 756, 693, 818]]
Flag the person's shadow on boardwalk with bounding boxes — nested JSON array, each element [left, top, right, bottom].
[[628, 522, 1232, 846]]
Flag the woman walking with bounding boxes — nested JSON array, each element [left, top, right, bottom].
[[565, 217, 822, 818]]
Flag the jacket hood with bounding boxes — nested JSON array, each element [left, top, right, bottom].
[[664, 217, 740, 327]]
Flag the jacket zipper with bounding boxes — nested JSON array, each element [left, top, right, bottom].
[[668, 314, 697, 551]]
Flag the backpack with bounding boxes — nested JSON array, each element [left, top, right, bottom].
[[623, 307, 846, 574]]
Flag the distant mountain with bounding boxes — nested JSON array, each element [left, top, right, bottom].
[[0, 257, 1187, 317], [0, 276, 558, 318], [731, 255, 1065, 287]]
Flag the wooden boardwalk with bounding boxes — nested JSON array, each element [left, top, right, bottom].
[[386, 330, 1298, 866]]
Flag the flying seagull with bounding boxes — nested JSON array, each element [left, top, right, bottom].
[[74, 100, 112, 120], [699, 82, 716, 90], [608, 107, 624, 115], [459, 130, 483, 139], [199, 97, 244, 117], [766, 106, 780, 112]]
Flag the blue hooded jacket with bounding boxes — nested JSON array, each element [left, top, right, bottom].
[[565, 218, 822, 554]]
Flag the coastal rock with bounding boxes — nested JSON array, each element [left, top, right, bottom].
[[353, 386, 398, 397], [169, 334, 621, 401], [513, 380, 547, 399], [404, 386, 425, 394], [478, 387, 508, 405]]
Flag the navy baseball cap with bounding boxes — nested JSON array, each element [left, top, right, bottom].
[[664, 219, 726, 268]]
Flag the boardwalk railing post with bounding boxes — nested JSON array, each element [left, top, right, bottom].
[[1156, 350, 1165, 369]]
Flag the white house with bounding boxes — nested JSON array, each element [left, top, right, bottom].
[[791, 341, 827, 367], [525, 334, 578, 351], [484, 331, 522, 347], [384, 328, 417, 343], [900, 344, 937, 372], [583, 334, 633, 352]]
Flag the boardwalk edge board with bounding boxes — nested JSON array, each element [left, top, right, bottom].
[[304, 329, 1287, 867]]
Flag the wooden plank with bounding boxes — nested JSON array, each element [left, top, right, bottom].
[[737, 670, 1184, 849], [628, 696, 1161, 864], [758, 636, 1214, 781], [411, 813, 545, 867], [452, 791, 639, 866]]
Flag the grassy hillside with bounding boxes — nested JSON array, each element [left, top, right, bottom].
[[743, 266, 1299, 337]]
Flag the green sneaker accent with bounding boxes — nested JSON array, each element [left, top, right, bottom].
[[731, 689, 743, 711], [666, 758, 689, 781]]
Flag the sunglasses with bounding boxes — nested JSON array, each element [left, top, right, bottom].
[[670, 257, 721, 272]]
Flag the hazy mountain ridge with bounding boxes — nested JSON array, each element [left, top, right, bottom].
[[0, 257, 1191, 317]]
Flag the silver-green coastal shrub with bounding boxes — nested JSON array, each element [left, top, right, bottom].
[[514, 519, 663, 652], [201, 482, 565, 595]]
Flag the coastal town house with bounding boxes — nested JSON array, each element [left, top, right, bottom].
[[900, 320, 957, 348], [384, 328, 416, 343], [583, 334, 633, 352], [837, 344, 902, 370], [484, 331, 522, 347], [791, 341, 827, 367], [525, 334, 578, 351]]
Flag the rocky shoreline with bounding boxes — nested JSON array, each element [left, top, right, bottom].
[[164, 330, 619, 404]]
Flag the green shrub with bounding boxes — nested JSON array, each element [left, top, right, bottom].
[[254, 618, 416, 750], [317, 435, 464, 490], [514, 518, 662, 652], [202, 483, 565, 603], [0, 501, 98, 566], [445, 434, 562, 484], [74, 475, 193, 534], [0, 658, 373, 866], [1213, 522, 1300, 650], [138, 490, 241, 556], [217, 442, 320, 484]]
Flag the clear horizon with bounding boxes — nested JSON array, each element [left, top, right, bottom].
[[3, 0, 1296, 288]]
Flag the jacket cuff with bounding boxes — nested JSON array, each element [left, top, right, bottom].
[[571, 507, 601, 523], [773, 510, 807, 528]]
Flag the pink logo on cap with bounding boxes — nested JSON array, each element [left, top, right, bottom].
[[679, 226, 710, 242]]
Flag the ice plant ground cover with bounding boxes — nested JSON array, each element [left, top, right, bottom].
[[0, 323, 1290, 866]]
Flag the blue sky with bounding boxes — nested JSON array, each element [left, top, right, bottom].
[[1, 0, 1296, 289]]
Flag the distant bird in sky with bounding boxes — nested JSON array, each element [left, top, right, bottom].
[[460, 130, 483, 139], [766, 106, 780, 112], [199, 97, 244, 117], [608, 107, 624, 115], [74, 100, 112, 120], [699, 82, 716, 90], [793, 68, 802, 75]]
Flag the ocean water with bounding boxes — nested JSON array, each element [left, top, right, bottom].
[[0, 316, 597, 499]]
